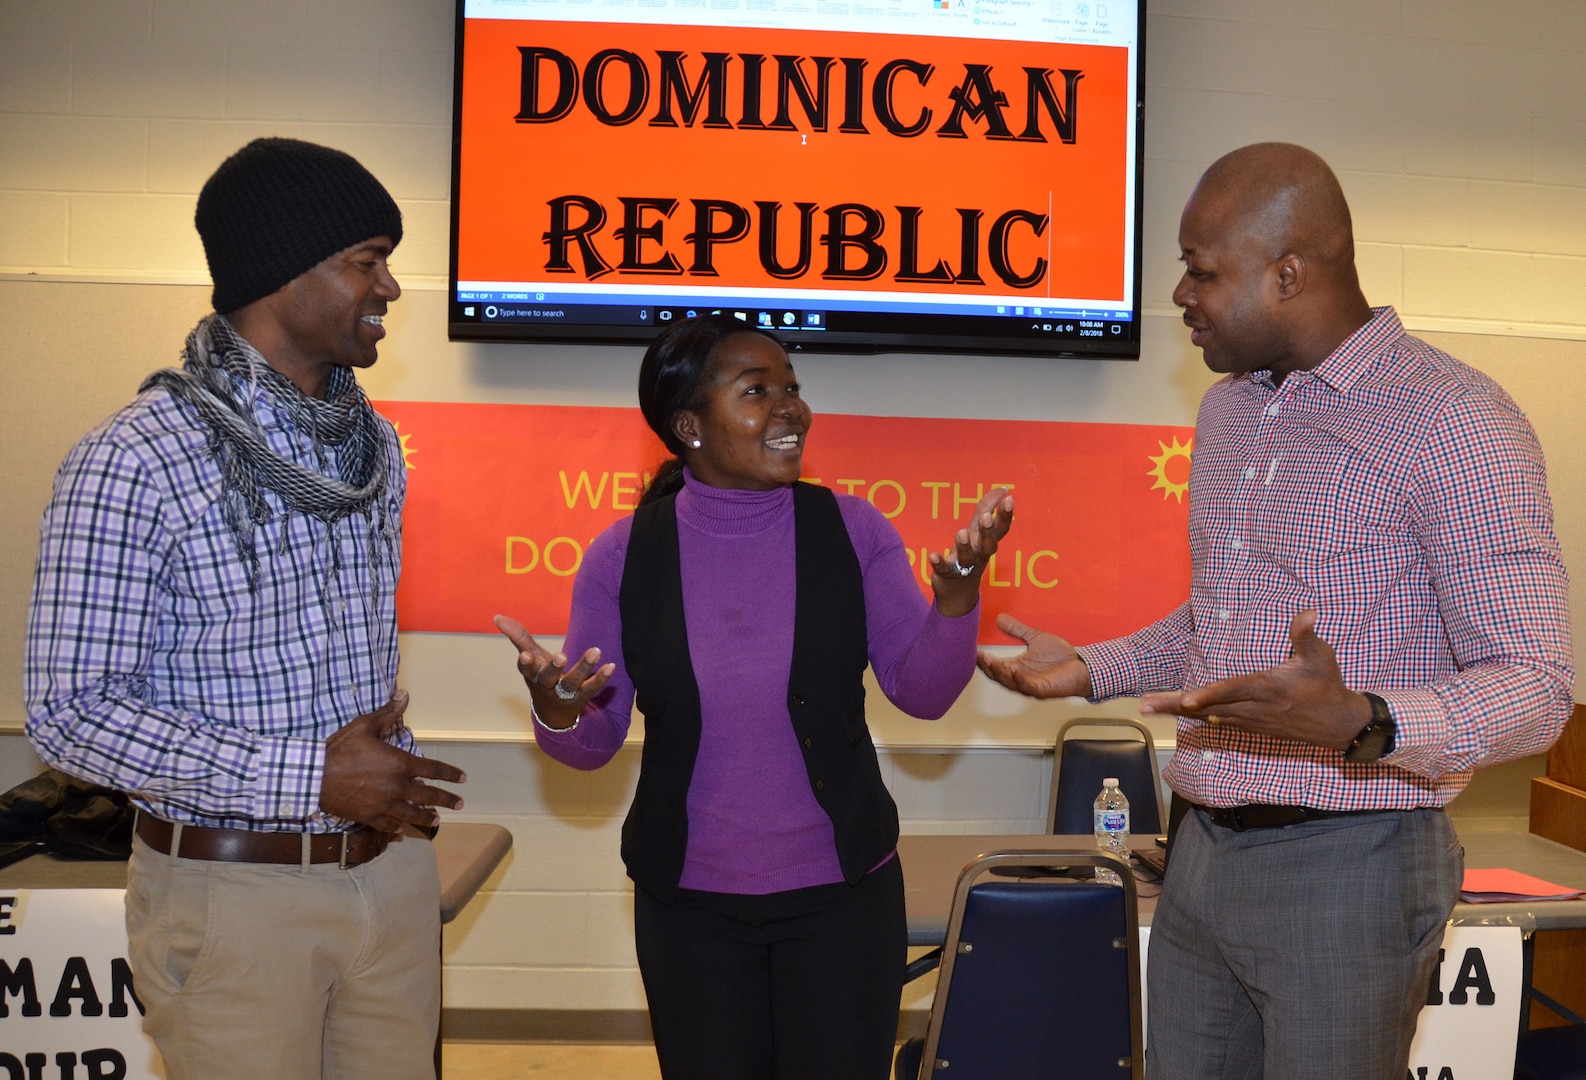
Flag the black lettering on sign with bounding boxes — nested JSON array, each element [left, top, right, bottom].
[[0, 1053, 41, 1080], [83, 1048, 129, 1080], [1424, 944, 1496, 1006], [0, 1048, 128, 1079], [50, 957, 103, 1017], [1, 956, 141, 1020], [543, 195, 1048, 289], [0, 957, 41, 1017], [1448, 946, 1496, 1006], [515, 44, 1084, 143], [108, 958, 142, 1018]]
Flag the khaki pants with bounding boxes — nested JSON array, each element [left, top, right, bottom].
[[126, 829, 442, 1080]]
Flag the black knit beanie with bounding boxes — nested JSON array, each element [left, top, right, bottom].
[[195, 137, 403, 313]]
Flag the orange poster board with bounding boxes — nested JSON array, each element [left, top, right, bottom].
[[456, 19, 1131, 301], [379, 401, 1191, 644]]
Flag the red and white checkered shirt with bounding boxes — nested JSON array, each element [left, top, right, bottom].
[[1082, 308, 1573, 810]]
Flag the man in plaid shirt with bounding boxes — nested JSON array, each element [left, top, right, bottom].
[[25, 139, 467, 1080], [980, 143, 1572, 1079]]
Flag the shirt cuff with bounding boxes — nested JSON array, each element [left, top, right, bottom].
[[930, 594, 982, 632], [531, 701, 628, 769], [253, 735, 326, 824], [1075, 637, 1140, 701], [1367, 687, 1448, 773]]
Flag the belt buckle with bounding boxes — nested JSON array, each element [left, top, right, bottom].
[[338, 831, 351, 871], [1204, 805, 1248, 831]]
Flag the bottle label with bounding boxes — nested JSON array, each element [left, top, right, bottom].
[[1095, 810, 1129, 832]]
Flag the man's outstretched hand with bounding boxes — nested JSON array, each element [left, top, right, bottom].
[[1139, 610, 1371, 749], [976, 613, 1094, 700]]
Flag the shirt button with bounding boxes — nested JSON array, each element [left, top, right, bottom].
[[814, 779, 825, 791], [790, 695, 805, 708], [1243, 466, 1256, 481], [1231, 537, 1243, 551], [1266, 403, 1281, 417], [803, 737, 813, 749], [1202, 750, 1215, 761], [1218, 609, 1230, 622]]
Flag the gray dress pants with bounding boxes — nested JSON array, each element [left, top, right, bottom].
[[1145, 805, 1461, 1080]]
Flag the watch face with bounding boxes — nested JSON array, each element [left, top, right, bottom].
[[1345, 693, 1397, 763], [1346, 720, 1392, 763]]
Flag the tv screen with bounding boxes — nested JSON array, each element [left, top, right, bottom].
[[449, 0, 1144, 358]]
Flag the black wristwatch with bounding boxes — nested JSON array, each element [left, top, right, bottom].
[[1344, 692, 1396, 763]]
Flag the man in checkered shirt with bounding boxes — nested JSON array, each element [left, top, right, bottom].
[[25, 139, 467, 1080], [980, 143, 1572, 1080]]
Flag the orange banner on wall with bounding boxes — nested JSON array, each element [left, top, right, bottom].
[[377, 401, 1192, 645], [456, 19, 1130, 300]]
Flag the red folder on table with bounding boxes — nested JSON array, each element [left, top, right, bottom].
[[1460, 868, 1585, 903]]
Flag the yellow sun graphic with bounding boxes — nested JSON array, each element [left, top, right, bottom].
[[1147, 435, 1192, 502], [393, 422, 417, 471]]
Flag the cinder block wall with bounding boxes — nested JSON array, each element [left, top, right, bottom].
[[432, 740, 1059, 1013], [3, 0, 1582, 1022]]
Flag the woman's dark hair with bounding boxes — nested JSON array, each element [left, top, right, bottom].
[[638, 315, 783, 504]]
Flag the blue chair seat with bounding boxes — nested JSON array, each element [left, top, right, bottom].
[[1515, 1024, 1586, 1080]]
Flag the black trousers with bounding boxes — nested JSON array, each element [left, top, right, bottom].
[[634, 857, 907, 1080]]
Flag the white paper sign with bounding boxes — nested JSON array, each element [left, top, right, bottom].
[[1408, 924, 1523, 1080], [0, 889, 166, 1080], [1138, 923, 1522, 1079]]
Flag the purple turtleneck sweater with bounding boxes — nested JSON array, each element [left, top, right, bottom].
[[536, 471, 979, 895]]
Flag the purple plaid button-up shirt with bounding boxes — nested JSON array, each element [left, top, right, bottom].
[[25, 379, 407, 832], [1082, 307, 1573, 810]]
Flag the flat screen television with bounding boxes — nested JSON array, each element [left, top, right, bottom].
[[449, 0, 1144, 358]]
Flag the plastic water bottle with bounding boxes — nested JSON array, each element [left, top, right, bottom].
[[1093, 777, 1130, 885]]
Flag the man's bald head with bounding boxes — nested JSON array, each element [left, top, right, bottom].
[[1173, 143, 1372, 381], [1194, 142, 1357, 278]]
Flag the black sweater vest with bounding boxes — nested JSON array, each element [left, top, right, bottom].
[[617, 482, 900, 902]]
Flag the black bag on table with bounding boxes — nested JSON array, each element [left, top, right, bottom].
[[0, 768, 133, 863]]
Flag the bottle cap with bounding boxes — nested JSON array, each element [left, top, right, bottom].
[[1104, 777, 1119, 787]]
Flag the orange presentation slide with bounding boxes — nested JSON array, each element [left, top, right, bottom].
[[456, 19, 1131, 301], [378, 401, 1192, 645]]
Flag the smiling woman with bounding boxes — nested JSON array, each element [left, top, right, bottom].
[[492, 313, 1014, 1080], [674, 330, 809, 491], [647, 318, 809, 493]]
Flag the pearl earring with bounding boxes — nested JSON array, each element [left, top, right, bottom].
[[691, 439, 701, 449]]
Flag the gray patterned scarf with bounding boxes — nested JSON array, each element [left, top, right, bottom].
[[141, 313, 397, 603]]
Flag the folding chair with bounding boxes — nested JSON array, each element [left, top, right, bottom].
[[1515, 984, 1586, 1080], [1515, 1024, 1586, 1080], [1049, 718, 1166, 836], [894, 850, 1145, 1080]]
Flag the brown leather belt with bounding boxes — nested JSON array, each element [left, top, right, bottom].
[[1191, 802, 1390, 832], [136, 814, 392, 869]]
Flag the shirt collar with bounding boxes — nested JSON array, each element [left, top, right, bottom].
[[1237, 306, 1404, 395]]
